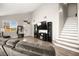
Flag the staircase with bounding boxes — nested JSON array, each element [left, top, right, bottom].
[[54, 17, 79, 56]]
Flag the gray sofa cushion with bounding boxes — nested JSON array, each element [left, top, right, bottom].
[[15, 40, 55, 56], [0, 38, 9, 45], [6, 39, 19, 48], [3, 45, 40, 56]]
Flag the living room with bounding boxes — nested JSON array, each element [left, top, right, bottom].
[[0, 3, 79, 56], [0, 3, 58, 56]]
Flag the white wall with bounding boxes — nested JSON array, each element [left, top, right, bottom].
[[78, 4, 79, 39], [32, 3, 59, 42], [68, 4, 77, 17], [59, 4, 68, 33], [0, 13, 32, 37]]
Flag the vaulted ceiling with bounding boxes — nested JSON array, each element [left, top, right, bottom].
[[0, 3, 42, 16]]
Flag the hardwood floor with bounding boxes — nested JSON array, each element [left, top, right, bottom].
[[54, 44, 79, 56]]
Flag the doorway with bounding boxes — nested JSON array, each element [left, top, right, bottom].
[[68, 3, 77, 17]]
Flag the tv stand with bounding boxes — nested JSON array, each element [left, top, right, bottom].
[[34, 21, 52, 43]]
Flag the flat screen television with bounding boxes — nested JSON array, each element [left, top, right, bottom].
[[38, 21, 47, 30]]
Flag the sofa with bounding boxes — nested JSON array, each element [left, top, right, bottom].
[[0, 37, 55, 56], [0, 38, 9, 56]]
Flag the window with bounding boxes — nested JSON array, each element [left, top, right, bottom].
[[3, 20, 17, 32]]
